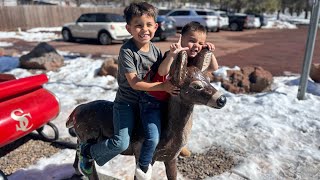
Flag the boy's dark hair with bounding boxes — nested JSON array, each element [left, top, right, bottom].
[[181, 21, 207, 35], [123, 2, 158, 24]]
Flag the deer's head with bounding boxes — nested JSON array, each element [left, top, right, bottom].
[[170, 49, 226, 109]]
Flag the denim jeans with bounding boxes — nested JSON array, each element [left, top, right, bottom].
[[90, 101, 138, 166], [138, 92, 166, 167]]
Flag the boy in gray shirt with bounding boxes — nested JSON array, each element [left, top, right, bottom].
[[77, 2, 179, 179]]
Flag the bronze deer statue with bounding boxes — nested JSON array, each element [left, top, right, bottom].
[[66, 49, 227, 180]]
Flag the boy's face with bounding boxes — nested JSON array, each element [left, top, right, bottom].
[[126, 14, 158, 47], [181, 31, 206, 58]]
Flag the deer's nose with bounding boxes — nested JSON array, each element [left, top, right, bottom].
[[216, 95, 226, 108]]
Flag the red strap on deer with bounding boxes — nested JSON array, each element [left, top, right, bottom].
[[147, 72, 170, 101]]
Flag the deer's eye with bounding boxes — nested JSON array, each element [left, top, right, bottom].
[[190, 81, 204, 90]]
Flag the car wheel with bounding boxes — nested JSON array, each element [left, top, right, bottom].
[[98, 32, 112, 45], [230, 23, 239, 31], [62, 29, 73, 42]]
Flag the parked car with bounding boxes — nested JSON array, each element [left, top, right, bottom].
[[226, 13, 247, 31], [61, 13, 131, 45], [165, 9, 219, 32], [242, 13, 259, 29], [154, 15, 176, 41], [247, 13, 268, 28], [213, 10, 229, 30]]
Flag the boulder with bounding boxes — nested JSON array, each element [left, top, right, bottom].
[[249, 67, 273, 92], [98, 57, 118, 77], [219, 66, 273, 94], [19, 42, 64, 71], [310, 63, 320, 83]]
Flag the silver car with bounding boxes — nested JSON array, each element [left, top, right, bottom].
[[165, 9, 219, 32], [61, 13, 131, 45]]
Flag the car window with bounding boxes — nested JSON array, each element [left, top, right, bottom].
[[196, 11, 215, 16], [169, 11, 190, 16], [158, 9, 171, 16], [77, 14, 96, 22], [96, 14, 106, 22], [106, 14, 126, 22]]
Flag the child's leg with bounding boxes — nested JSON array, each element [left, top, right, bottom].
[[138, 94, 161, 171], [90, 101, 137, 166]]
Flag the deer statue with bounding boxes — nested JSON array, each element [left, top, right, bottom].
[[66, 49, 227, 180]]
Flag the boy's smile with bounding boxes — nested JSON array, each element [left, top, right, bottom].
[[126, 14, 158, 50]]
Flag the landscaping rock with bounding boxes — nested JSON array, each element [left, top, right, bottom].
[[218, 66, 273, 94], [310, 63, 320, 83], [98, 57, 118, 77], [19, 42, 64, 71]]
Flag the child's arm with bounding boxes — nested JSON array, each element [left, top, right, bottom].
[[158, 34, 189, 76], [207, 53, 219, 72], [203, 42, 219, 72], [125, 73, 179, 95]]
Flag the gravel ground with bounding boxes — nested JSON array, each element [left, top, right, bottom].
[[177, 146, 246, 179], [0, 136, 244, 179], [0, 135, 61, 176]]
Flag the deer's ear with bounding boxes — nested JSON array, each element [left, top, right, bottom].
[[189, 48, 212, 72], [170, 50, 188, 86]]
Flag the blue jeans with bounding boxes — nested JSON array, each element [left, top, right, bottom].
[[138, 92, 165, 167], [90, 101, 137, 166]]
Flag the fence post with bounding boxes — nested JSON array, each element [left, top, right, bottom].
[[297, 0, 320, 100]]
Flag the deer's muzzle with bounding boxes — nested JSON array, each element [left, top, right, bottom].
[[207, 92, 227, 109]]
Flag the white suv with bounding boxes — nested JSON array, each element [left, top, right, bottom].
[[62, 13, 131, 45], [165, 9, 219, 32]]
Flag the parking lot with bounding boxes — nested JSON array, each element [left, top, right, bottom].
[[5, 25, 320, 76]]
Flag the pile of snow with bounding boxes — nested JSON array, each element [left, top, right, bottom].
[[3, 55, 320, 180]]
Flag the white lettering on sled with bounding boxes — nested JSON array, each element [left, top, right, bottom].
[[11, 109, 33, 132]]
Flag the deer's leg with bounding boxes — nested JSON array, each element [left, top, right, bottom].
[[88, 164, 99, 180], [73, 152, 81, 175], [164, 158, 177, 180]]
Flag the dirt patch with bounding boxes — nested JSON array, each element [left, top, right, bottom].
[[177, 146, 245, 179]]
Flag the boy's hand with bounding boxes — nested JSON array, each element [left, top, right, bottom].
[[202, 42, 215, 51], [170, 34, 189, 55], [162, 79, 180, 96]]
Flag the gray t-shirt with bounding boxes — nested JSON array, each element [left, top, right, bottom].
[[115, 38, 163, 104]]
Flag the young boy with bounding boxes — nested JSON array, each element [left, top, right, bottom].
[[157, 21, 219, 158], [77, 2, 179, 179], [159, 21, 218, 76]]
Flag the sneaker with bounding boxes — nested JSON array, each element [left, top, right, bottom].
[[77, 143, 93, 176], [135, 164, 152, 180]]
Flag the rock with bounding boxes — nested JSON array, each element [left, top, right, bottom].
[[310, 63, 320, 83], [220, 66, 273, 94], [19, 42, 64, 71], [249, 67, 273, 92], [179, 146, 191, 157], [98, 58, 118, 77], [241, 66, 255, 76]]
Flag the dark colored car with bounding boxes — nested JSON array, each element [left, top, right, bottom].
[[227, 13, 247, 31], [154, 15, 176, 41]]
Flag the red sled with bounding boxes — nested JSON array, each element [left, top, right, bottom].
[[0, 73, 60, 148]]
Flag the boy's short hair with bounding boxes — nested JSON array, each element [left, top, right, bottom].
[[181, 21, 207, 35], [123, 2, 158, 24]]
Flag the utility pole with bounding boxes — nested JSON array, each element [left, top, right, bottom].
[[297, 0, 320, 100]]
